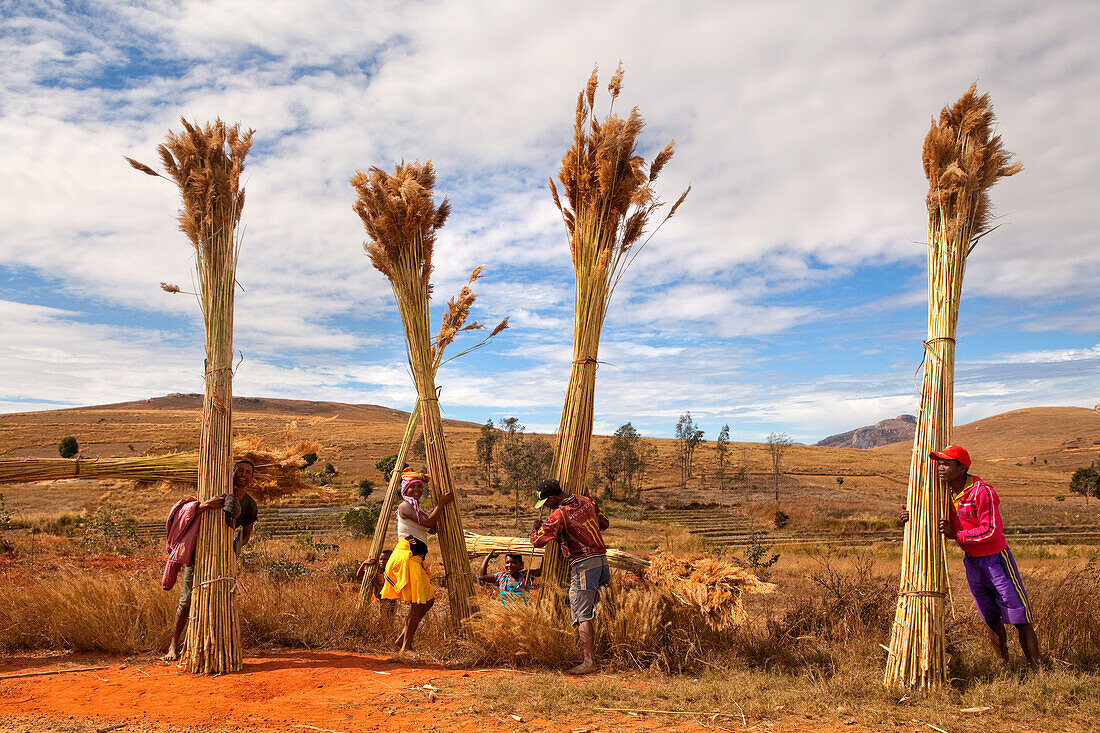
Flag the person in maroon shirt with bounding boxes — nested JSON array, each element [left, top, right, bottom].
[[529, 478, 610, 675]]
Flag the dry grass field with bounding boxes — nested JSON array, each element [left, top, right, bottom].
[[2, 396, 1100, 732]]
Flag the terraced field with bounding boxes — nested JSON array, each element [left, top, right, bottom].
[[646, 507, 1100, 549]]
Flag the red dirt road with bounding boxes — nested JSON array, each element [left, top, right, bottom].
[[0, 651, 876, 733]]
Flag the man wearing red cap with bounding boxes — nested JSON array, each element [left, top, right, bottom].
[[904, 445, 1040, 674]]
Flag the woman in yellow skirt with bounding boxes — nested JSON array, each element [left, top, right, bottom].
[[382, 469, 453, 652]]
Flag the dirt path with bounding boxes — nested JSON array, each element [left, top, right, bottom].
[[0, 651, 878, 733]]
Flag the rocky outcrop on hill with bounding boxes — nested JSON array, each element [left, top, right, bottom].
[[816, 414, 916, 449]]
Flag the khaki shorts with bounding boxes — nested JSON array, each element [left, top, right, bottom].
[[178, 565, 194, 610], [568, 554, 610, 626], [178, 529, 243, 610]]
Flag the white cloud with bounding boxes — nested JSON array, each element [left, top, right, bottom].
[[1, 0, 1097, 442]]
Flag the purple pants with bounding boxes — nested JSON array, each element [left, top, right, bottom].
[[963, 547, 1033, 626]]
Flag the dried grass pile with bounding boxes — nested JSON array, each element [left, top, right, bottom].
[[885, 84, 1020, 689], [230, 431, 323, 503], [645, 551, 774, 631], [465, 579, 743, 673], [128, 117, 254, 674], [542, 63, 688, 585], [0, 432, 321, 505]]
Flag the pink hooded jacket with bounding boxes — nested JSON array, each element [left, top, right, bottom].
[[162, 497, 202, 590], [947, 475, 1008, 558]]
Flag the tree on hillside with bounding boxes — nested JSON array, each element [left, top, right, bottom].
[[715, 423, 730, 491], [592, 423, 655, 503], [374, 454, 399, 482], [1070, 464, 1100, 506], [496, 418, 552, 527], [475, 419, 500, 488], [766, 432, 793, 504], [58, 436, 79, 459], [674, 413, 705, 490]]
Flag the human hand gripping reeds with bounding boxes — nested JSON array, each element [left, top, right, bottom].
[[899, 507, 955, 539]]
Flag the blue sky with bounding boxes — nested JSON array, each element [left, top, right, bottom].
[[0, 1, 1097, 444]]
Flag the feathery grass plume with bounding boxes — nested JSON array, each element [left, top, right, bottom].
[[353, 164, 504, 626], [541, 62, 689, 587], [885, 84, 1020, 689], [356, 266, 508, 608], [128, 118, 254, 674]]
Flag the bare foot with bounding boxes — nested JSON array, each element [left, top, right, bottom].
[[567, 661, 597, 676], [164, 646, 179, 662]]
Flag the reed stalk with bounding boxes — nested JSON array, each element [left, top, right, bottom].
[[353, 164, 506, 627], [128, 118, 254, 674], [884, 85, 1020, 688], [541, 64, 688, 586]]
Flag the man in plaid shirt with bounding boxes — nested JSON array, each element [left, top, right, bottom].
[[530, 478, 610, 675]]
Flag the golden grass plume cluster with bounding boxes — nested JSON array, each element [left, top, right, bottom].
[[645, 551, 775, 631]]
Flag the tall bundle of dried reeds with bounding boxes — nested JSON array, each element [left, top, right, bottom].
[[353, 162, 496, 627], [128, 118, 254, 674], [357, 268, 506, 607], [542, 64, 688, 584], [885, 85, 1020, 689]]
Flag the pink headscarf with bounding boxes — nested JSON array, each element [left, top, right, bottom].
[[395, 471, 430, 521]]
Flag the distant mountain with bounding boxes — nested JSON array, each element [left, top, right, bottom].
[[816, 414, 917, 449]]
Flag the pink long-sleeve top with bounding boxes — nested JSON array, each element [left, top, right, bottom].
[[162, 497, 202, 590], [947, 475, 1008, 558]]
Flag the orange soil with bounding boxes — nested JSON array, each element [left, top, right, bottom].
[[0, 651, 872, 733]]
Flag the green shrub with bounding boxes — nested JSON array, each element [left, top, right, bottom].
[[72, 505, 141, 556], [300, 452, 318, 469], [341, 505, 381, 538], [58, 436, 79, 459], [375, 454, 398, 482], [357, 479, 374, 500]]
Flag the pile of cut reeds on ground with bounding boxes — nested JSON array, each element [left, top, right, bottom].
[[357, 269, 506, 606], [885, 84, 1021, 689], [0, 432, 321, 504], [463, 532, 649, 575], [128, 117, 253, 674], [0, 455, 197, 485], [541, 63, 688, 585], [353, 161, 502, 628]]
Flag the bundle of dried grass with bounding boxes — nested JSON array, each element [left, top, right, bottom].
[[229, 431, 323, 503], [463, 532, 649, 574], [0, 433, 320, 504], [542, 64, 689, 585], [356, 269, 506, 607], [885, 85, 1020, 689], [353, 161, 497, 627], [128, 117, 254, 674], [0, 455, 197, 485], [464, 579, 730, 673], [645, 552, 774, 631]]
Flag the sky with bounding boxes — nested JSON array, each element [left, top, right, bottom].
[[0, 0, 1097, 444]]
